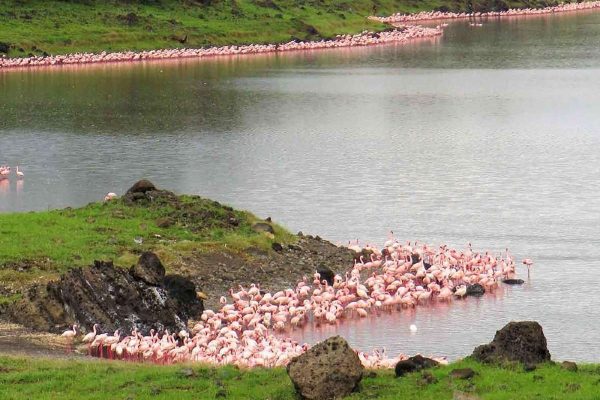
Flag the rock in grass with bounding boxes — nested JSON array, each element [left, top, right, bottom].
[[523, 363, 537, 372], [126, 179, 156, 195], [472, 321, 551, 365], [561, 361, 578, 372], [449, 368, 475, 379], [251, 222, 275, 234], [286, 336, 363, 400], [395, 355, 439, 377], [156, 217, 174, 228]]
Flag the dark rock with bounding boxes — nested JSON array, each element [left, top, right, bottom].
[[523, 363, 537, 372], [156, 217, 174, 228], [449, 368, 475, 379], [288, 243, 303, 251], [7, 254, 201, 335], [179, 368, 195, 378], [0, 42, 10, 53], [561, 361, 578, 372], [130, 252, 165, 286], [252, 222, 275, 234], [503, 279, 525, 285], [421, 370, 438, 384], [163, 274, 204, 319], [271, 242, 283, 252], [466, 284, 485, 297], [126, 179, 156, 195], [472, 321, 551, 365], [316, 265, 335, 286], [287, 336, 363, 400], [395, 355, 439, 377]]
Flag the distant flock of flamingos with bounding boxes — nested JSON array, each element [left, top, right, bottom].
[[0, 165, 24, 180], [1, 1, 599, 70], [62, 233, 533, 369]]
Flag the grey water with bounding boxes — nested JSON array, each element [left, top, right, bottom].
[[2, 11, 600, 361]]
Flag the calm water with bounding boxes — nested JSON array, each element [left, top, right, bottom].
[[2, 11, 600, 361]]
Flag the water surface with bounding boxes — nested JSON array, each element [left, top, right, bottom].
[[2, 11, 600, 360]]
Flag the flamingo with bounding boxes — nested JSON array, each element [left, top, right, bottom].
[[61, 324, 78, 353], [15, 166, 24, 179], [104, 192, 117, 201], [522, 258, 534, 277]]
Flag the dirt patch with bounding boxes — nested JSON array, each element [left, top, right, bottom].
[[182, 235, 355, 310]]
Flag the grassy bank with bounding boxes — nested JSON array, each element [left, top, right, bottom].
[[0, 192, 294, 300], [0, 0, 571, 57], [0, 356, 597, 399]]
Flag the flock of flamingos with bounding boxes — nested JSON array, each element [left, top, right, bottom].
[[0, 165, 24, 180], [62, 235, 533, 369], [1, 1, 599, 70]]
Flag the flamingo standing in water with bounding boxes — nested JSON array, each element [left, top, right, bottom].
[[15, 166, 24, 179], [522, 258, 534, 278], [61, 324, 78, 353]]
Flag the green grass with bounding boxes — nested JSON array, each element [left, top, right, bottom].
[[0, 194, 295, 290], [0, 0, 572, 57], [0, 356, 598, 399]]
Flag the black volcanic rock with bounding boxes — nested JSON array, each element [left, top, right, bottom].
[[7, 253, 203, 335]]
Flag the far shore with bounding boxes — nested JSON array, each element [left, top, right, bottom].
[[2, 1, 600, 72]]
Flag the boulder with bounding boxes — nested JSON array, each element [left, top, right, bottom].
[[287, 336, 363, 400], [130, 251, 165, 286], [317, 265, 335, 286], [163, 274, 204, 319], [561, 361, 578, 372], [156, 217, 175, 228], [502, 279, 525, 285], [466, 284, 485, 297], [395, 355, 439, 377], [7, 254, 203, 335], [126, 179, 156, 195], [449, 368, 475, 379], [251, 222, 275, 234], [472, 321, 551, 365]]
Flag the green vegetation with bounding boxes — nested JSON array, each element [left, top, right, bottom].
[[0, 356, 597, 399], [0, 193, 295, 292], [0, 0, 571, 57]]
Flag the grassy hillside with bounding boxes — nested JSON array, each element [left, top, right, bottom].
[[0, 192, 294, 303], [0, 356, 596, 399], [0, 0, 569, 57]]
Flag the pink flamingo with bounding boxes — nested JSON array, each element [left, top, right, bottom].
[[522, 258, 534, 277], [61, 324, 78, 353]]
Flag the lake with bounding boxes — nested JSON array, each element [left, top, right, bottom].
[[1, 10, 600, 361]]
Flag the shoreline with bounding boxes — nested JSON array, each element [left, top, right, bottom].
[[370, 0, 600, 23], [0, 26, 441, 71]]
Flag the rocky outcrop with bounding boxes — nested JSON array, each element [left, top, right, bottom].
[[7, 253, 203, 335], [287, 336, 363, 400], [472, 321, 551, 364], [395, 355, 439, 377], [130, 251, 166, 285]]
